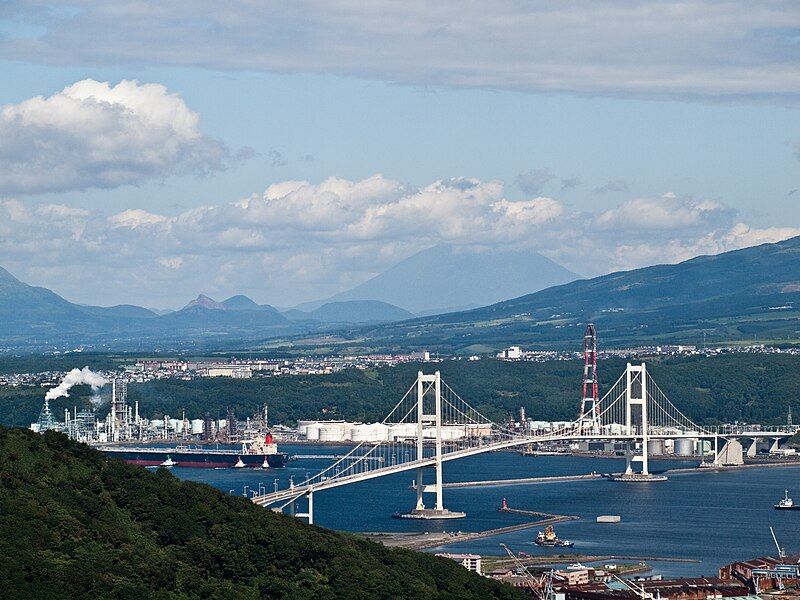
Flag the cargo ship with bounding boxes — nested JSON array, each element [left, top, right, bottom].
[[535, 525, 574, 547], [100, 433, 289, 468]]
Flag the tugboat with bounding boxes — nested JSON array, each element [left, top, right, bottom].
[[160, 456, 177, 468], [535, 525, 574, 547], [233, 456, 246, 468], [775, 490, 800, 510]]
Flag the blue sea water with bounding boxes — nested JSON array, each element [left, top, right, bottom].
[[170, 444, 800, 577]]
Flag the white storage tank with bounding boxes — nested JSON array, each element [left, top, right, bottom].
[[191, 419, 204, 435], [297, 420, 317, 435], [389, 423, 417, 441], [319, 424, 348, 442], [441, 426, 465, 441], [601, 423, 619, 436], [675, 438, 695, 456], [351, 423, 390, 442], [647, 440, 664, 455], [169, 418, 182, 432], [306, 424, 321, 441], [150, 419, 164, 429]]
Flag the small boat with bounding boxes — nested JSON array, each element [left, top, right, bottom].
[[535, 525, 574, 547], [775, 490, 800, 510], [233, 456, 246, 468], [160, 456, 177, 467], [261, 457, 270, 469], [568, 563, 587, 570]]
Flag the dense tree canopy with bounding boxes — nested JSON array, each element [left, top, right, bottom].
[[1, 354, 798, 428], [0, 427, 524, 599]]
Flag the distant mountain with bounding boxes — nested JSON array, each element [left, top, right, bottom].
[[183, 294, 226, 310], [349, 236, 800, 352], [164, 295, 288, 328], [0, 269, 293, 350], [310, 300, 414, 323], [222, 295, 263, 310], [284, 300, 414, 324], [0, 266, 119, 338], [315, 244, 579, 313]]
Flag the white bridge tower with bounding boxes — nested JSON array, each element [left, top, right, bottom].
[[407, 371, 465, 519], [624, 362, 651, 477]]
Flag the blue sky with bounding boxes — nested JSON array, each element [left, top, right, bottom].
[[0, 2, 798, 308]]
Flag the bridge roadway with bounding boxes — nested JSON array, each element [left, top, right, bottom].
[[251, 428, 791, 508]]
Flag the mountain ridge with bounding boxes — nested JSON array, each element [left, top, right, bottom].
[[343, 235, 800, 351], [303, 244, 579, 313]]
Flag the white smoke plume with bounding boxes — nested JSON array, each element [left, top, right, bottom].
[[45, 367, 108, 401]]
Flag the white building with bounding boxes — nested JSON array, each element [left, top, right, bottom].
[[497, 346, 522, 360], [207, 366, 252, 378], [435, 553, 482, 574]]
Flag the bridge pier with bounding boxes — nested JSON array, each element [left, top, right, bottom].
[[744, 437, 758, 458]]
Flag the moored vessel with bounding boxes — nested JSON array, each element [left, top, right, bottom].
[[535, 525, 574, 547], [100, 433, 289, 469]]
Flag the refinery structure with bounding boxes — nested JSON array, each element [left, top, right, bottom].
[[30, 377, 268, 445]]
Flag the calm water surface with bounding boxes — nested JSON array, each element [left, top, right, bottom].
[[171, 444, 800, 577]]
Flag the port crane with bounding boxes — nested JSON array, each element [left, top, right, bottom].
[[499, 543, 556, 600], [751, 527, 799, 593]]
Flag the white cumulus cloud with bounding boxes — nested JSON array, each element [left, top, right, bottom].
[[0, 79, 229, 194], [0, 175, 797, 307]]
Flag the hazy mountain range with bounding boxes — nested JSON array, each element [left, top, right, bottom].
[[296, 244, 579, 314], [3, 236, 799, 352], [346, 235, 800, 352], [0, 244, 577, 351]]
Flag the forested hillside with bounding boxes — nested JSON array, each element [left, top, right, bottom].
[[2, 354, 798, 428], [0, 427, 523, 599]]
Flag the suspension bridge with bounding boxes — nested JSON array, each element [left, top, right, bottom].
[[252, 361, 795, 523]]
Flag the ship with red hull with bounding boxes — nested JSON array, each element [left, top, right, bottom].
[[100, 433, 289, 469]]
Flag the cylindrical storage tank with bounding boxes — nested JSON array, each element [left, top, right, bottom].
[[297, 420, 316, 435], [191, 419, 204, 434], [389, 423, 417, 441], [319, 425, 347, 442], [647, 440, 664, 456], [305, 424, 321, 441], [168, 418, 181, 432], [150, 419, 164, 429], [675, 438, 695, 456], [370, 423, 390, 441], [440, 426, 465, 441], [350, 424, 374, 442], [700, 440, 713, 455], [353, 423, 389, 442]]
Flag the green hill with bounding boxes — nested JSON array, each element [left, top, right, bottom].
[[0, 427, 522, 599], [346, 235, 800, 352]]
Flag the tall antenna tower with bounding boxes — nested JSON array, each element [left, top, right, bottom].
[[579, 323, 601, 433]]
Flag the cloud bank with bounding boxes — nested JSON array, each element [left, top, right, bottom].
[[0, 79, 228, 194], [1, 176, 796, 307], [2, 1, 799, 102]]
